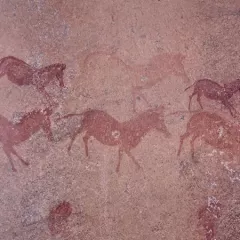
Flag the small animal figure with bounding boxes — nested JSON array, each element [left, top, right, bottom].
[[0, 108, 54, 171], [0, 56, 66, 104], [177, 111, 240, 159], [60, 106, 171, 172], [185, 78, 240, 117]]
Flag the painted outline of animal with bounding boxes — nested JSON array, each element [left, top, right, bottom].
[[177, 111, 240, 159], [59, 106, 171, 172], [0, 56, 66, 104], [83, 50, 190, 112], [185, 78, 240, 117], [0, 108, 54, 171]]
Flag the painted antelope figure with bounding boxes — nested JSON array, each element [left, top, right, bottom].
[[185, 78, 240, 117], [60, 106, 171, 172], [84, 50, 190, 112], [0, 56, 66, 104], [177, 111, 240, 159], [0, 108, 54, 171]]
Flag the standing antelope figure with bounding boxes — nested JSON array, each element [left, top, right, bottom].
[[185, 78, 240, 117], [0, 56, 66, 104], [177, 111, 240, 160], [59, 106, 171, 172], [84, 50, 190, 112], [0, 108, 54, 171]]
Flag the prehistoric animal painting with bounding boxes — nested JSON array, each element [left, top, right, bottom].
[[59, 106, 171, 172], [185, 78, 240, 117], [177, 111, 240, 159], [0, 56, 66, 104], [197, 198, 221, 240], [84, 50, 190, 111], [0, 108, 54, 171], [48, 201, 73, 236]]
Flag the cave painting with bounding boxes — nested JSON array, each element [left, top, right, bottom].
[[0, 56, 66, 104], [84, 50, 190, 111], [177, 111, 240, 160], [48, 201, 73, 236], [185, 78, 240, 117], [59, 106, 171, 172], [197, 198, 221, 240], [0, 108, 54, 171]]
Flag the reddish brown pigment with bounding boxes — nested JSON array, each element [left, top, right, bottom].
[[61, 106, 171, 172], [177, 111, 240, 159], [198, 200, 221, 240], [0, 56, 66, 104], [185, 79, 240, 117], [0, 108, 54, 171], [48, 201, 72, 236]]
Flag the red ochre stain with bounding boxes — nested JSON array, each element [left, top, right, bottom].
[[198, 201, 221, 240], [48, 201, 72, 236]]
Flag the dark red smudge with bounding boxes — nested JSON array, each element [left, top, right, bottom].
[[48, 201, 72, 235]]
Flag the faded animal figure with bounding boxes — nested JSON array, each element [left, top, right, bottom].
[[60, 106, 171, 172], [185, 78, 240, 117], [177, 111, 240, 160], [84, 50, 190, 112], [0, 56, 66, 104], [0, 108, 54, 171]]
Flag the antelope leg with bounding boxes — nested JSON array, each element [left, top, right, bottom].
[[125, 149, 141, 170], [177, 131, 191, 156], [190, 135, 198, 159], [2, 145, 17, 171], [116, 148, 123, 172], [83, 133, 90, 157]]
